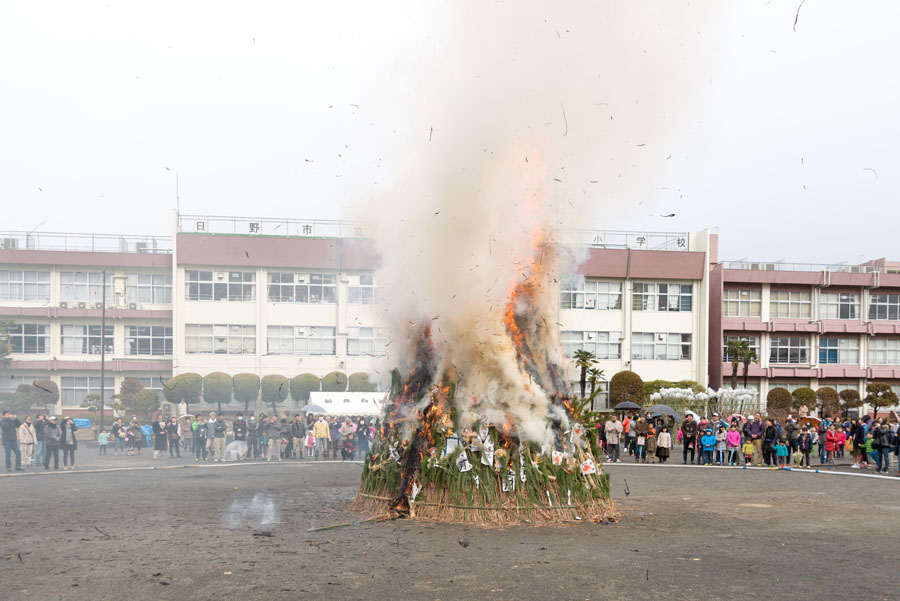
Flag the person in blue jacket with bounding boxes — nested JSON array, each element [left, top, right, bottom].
[[700, 428, 716, 466]]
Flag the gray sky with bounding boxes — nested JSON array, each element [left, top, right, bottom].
[[1, 1, 897, 264]]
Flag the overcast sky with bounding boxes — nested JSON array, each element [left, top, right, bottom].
[[1, 1, 897, 264]]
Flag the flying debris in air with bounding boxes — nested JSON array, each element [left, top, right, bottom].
[[660, 213, 676, 218], [862, 167, 878, 179]]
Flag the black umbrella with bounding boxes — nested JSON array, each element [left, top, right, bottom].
[[613, 401, 642, 410], [648, 404, 681, 422]]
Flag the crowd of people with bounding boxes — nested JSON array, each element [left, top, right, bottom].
[[600, 411, 900, 475], [1, 409, 378, 472]]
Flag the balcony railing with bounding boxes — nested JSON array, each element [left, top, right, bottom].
[[0, 232, 172, 254], [722, 261, 880, 274]]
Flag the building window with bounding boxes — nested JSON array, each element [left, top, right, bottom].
[[61, 272, 111, 303], [561, 331, 622, 359], [267, 272, 336, 303], [818, 338, 859, 365], [868, 293, 900, 321], [722, 335, 760, 362], [632, 283, 692, 312], [186, 270, 255, 301], [7, 324, 49, 354], [818, 382, 858, 393], [348, 274, 379, 304], [60, 324, 114, 355], [136, 377, 168, 393], [560, 278, 622, 310], [769, 290, 811, 319], [766, 382, 808, 393], [0, 374, 42, 394], [868, 338, 900, 366], [184, 324, 256, 354], [61, 376, 114, 405], [266, 325, 335, 356], [0, 270, 50, 302], [127, 273, 172, 304], [769, 336, 809, 364], [819, 292, 858, 320], [632, 332, 692, 360], [723, 289, 761, 317], [125, 326, 173, 356], [347, 327, 387, 356]]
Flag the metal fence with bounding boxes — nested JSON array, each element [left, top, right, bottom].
[[0, 231, 172, 254]]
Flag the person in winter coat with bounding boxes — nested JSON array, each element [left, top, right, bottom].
[[604, 416, 624, 462], [824, 424, 838, 468], [797, 427, 814, 468], [18, 416, 37, 467], [700, 428, 716, 465], [267, 416, 282, 461], [744, 413, 766, 466], [762, 419, 778, 467], [634, 417, 651, 463], [212, 413, 228, 462], [194, 417, 208, 461], [311, 416, 330, 460], [152, 413, 168, 460], [655, 426, 672, 463], [784, 417, 800, 454], [852, 419, 869, 468], [291, 415, 306, 460], [130, 418, 143, 454], [59, 417, 78, 470], [43, 416, 62, 470], [680, 414, 699, 465], [1, 411, 23, 472], [329, 417, 341, 459], [166, 417, 181, 459], [279, 418, 292, 459], [835, 427, 847, 460], [32, 414, 46, 466], [872, 419, 893, 474], [246, 415, 260, 460], [726, 424, 742, 466], [715, 426, 728, 465], [339, 419, 356, 460], [357, 418, 371, 456]]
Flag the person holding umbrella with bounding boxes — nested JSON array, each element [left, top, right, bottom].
[[604, 415, 623, 462]]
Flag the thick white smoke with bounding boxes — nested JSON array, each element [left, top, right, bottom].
[[353, 2, 716, 445]]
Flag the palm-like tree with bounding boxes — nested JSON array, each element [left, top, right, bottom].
[[740, 347, 758, 389], [573, 349, 596, 399], [724, 339, 749, 389], [587, 367, 605, 411]]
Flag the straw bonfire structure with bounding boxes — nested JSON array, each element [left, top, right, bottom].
[[353, 236, 613, 525]]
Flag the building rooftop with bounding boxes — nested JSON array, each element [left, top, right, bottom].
[[722, 260, 880, 274]]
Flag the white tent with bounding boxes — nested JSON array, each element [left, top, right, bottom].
[[307, 391, 387, 416]]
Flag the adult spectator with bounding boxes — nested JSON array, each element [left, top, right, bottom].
[[762, 419, 778, 466], [291, 415, 306, 460], [604, 415, 623, 462], [339, 418, 356, 460], [152, 413, 168, 460], [111, 417, 126, 455], [357, 418, 370, 456], [267, 415, 282, 461], [634, 417, 651, 463], [852, 418, 869, 468], [872, 418, 893, 474], [194, 416, 208, 461], [233, 414, 247, 444], [212, 413, 228, 461], [1, 410, 24, 472], [745, 413, 765, 466], [130, 417, 143, 455], [680, 414, 698, 464], [313, 415, 330, 460], [329, 417, 341, 459], [60, 417, 78, 470], [785, 417, 800, 455], [279, 417, 292, 459], [18, 416, 36, 468], [33, 414, 46, 466], [246, 415, 260, 460], [43, 415, 61, 471], [166, 417, 181, 459]]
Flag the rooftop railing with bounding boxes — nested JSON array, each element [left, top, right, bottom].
[[722, 261, 880, 274], [0, 232, 172, 254], [178, 214, 692, 251]]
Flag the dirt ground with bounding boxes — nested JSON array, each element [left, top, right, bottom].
[[1, 458, 898, 601]]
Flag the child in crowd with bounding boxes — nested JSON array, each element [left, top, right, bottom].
[[98, 429, 109, 455], [700, 428, 716, 466], [775, 439, 789, 467], [798, 427, 813, 468], [824, 424, 838, 468], [305, 430, 315, 458], [835, 427, 847, 460], [726, 425, 742, 466], [742, 440, 755, 465], [655, 426, 672, 463], [715, 426, 727, 465]]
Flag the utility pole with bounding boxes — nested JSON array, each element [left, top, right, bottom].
[[100, 269, 106, 429]]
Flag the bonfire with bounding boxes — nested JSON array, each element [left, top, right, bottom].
[[353, 235, 614, 525]]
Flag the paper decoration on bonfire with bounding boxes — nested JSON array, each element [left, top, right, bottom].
[[456, 450, 473, 472], [580, 459, 597, 475], [552, 450, 568, 466]]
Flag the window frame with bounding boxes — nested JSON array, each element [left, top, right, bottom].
[[184, 324, 256, 355], [769, 290, 812, 319], [126, 273, 173, 305], [818, 337, 859, 365], [560, 331, 622, 359], [868, 293, 900, 321], [7, 323, 50, 354], [266, 325, 336, 356], [769, 336, 810, 364], [722, 288, 761, 317], [60, 324, 114, 355], [560, 278, 623, 311], [631, 332, 692, 360], [722, 335, 760, 362], [0, 270, 51, 302], [125, 325, 173, 356], [632, 282, 693, 312]]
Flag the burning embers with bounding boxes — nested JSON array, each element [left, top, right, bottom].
[[354, 235, 614, 524]]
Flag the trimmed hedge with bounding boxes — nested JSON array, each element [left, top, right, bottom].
[[321, 371, 348, 393], [291, 374, 320, 403], [348, 372, 378, 393], [766, 387, 792, 419], [610, 371, 644, 406]]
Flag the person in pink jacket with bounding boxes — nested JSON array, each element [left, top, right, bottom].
[[725, 424, 742, 466]]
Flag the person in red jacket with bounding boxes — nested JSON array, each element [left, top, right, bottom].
[[824, 424, 838, 468]]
